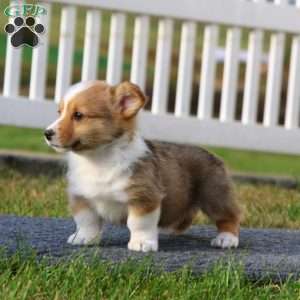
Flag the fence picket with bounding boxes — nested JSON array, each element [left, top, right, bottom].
[[152, 19, 174, 114], [263, 0, 287, 127], [198, 25, 219, 119], [242, 0, 266, 125], [81, 10, 101, 81], [285, 0, 300, 129], [3, 1, 22, 97], [54, 6, 76, 103], [175, 22, 196, 117], [263, 34, 285, 127], [220, 27, 241, 122], [29, 3, 51, 100], [106, 13, 126, 85], [285, 36, 300, 129], [242, 29, 263, 124], [130, 16, 150, 91]]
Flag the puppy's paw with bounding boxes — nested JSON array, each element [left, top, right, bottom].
[[211, 232, 239, 249], [128, 238, 158, 252], [67, 229, 100, 246]]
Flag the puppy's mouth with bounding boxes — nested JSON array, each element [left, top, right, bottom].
[[51, 144, 68, 149], [46, 138, 82, 152], [47, 142, 70, 153], [45, 138, 74, 152]]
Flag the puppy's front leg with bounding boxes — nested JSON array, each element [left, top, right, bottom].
[[67, 196, 102, 245], [127, 206, 160, 252]]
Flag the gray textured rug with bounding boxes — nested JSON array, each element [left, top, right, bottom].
[[1, 215, 300, 282]]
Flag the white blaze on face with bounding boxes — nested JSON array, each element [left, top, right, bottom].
[[63, 81, 101, 104]]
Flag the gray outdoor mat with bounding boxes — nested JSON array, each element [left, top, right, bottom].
[[1, 215, 299, 282]]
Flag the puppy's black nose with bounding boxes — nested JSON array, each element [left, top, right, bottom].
[[44, 129, 55, 141]]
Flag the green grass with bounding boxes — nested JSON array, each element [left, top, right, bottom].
[[0, 126, 51, 153], [1, 125, 300, 177], [0, 168, 66, 217], [1, 167, 300, 229], [1, 156, 300, 299], [2, 163, 300, 231], [209, 147, 300, 178], [1, 168, 300, 299], [1, 253, 300, 300]]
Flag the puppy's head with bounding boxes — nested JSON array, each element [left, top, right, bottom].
[[45, 81, 146, 152]]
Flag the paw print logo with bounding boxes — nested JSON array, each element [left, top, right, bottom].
[[4, 16, 45, 48]]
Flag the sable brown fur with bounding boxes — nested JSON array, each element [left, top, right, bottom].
[[128, 141, 242, 235]]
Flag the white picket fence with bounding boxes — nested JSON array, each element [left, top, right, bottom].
[[1, 0, 300, 154]]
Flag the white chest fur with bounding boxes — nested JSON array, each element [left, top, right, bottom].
[[67, 134, 148, 223]]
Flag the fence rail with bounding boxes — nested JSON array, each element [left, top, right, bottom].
[[1, 0, 300, 154]]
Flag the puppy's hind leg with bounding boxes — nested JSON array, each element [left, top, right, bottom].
[[211, 218, 240, 249], [198, 173, 242, 249]]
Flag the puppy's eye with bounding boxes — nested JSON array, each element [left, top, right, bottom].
[[57, 110, 61, 115], [73, 112, 84, 121]]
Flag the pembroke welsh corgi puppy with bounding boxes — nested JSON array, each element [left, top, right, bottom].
[[45, 80, 242, 252]]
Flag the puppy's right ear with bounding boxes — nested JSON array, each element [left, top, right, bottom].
[[112, 82, 147, 119]]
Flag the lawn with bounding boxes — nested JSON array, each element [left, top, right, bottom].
[[1, 253, 300, 300], [1, 125, 300, 299], [1, 252, 300, 300], [1, 167, 300, 299], [2, 167, 300, 229], [1, 124, 300, 300]]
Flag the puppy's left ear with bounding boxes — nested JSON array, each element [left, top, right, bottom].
[[113, 82, 147, 119]]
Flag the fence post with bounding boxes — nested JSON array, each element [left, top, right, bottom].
[[152, 19, 174, 115], [198, 25, 219, 120], [130, 15, 150, 91], [3, 0, 22, 97], [220, 27, 241, 122], [29, 2, 51, 100], [242, 25, 263, 124], [175, 21, 196, 117], [54, 6, 76, 103], [81, 10, 101, 81], [106, 13, 126, 85], [285, 0, 300, 129], [263, 0, 287, 127]]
